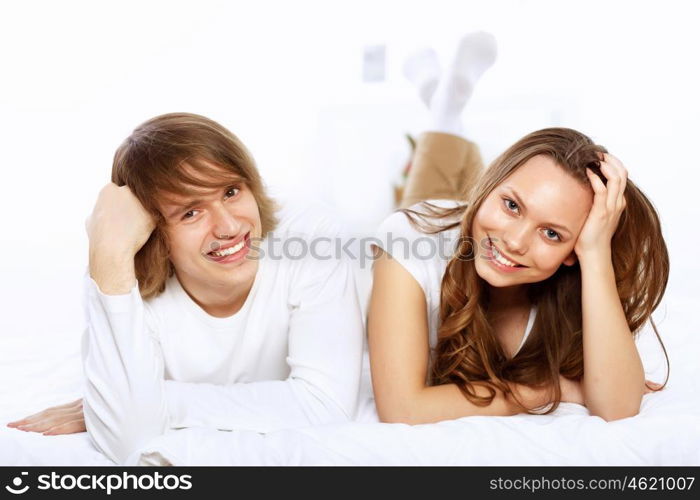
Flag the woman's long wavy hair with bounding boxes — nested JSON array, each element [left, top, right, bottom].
[[111, 112, 278, 299], [403, 127, 670, 413]]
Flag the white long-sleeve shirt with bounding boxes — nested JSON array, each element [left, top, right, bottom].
[[81, 199, 365, 464]]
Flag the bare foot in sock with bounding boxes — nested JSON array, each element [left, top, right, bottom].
[[430, 31, 498, 135], [402, 47, 441, 109]]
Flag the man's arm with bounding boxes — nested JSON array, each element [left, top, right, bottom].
[[81, 183, 165, 464], [82, 275, 168, 464]]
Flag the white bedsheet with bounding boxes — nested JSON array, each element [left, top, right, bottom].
[[2, 288, 699, 466], [130, 389, 700, 465]]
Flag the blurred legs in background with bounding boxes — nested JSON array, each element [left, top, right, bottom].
[[399, 31, 497, 208], [399, 131, 484, 208]]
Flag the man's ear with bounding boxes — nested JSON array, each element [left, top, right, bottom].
[[562, 251, 578, 266]]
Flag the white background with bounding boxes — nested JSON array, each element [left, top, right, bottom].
[[0, 0, 698, 391]]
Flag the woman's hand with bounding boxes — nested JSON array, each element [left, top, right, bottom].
[[574, 153, 628, 260], [6, 399, 85, 435]]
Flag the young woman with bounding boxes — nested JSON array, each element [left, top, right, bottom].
[[369, 33, 668, 424]]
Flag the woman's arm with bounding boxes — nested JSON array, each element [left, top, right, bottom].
[[576, 154, 645, 421], [368, 248, 550, 424], [579, 252, 645, 421]]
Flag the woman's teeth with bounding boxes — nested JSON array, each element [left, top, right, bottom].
[[210, 240, 245, 257], [491, 243, 520, 267]]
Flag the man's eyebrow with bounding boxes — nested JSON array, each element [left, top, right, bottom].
[[164, 181, 245, 219], [166, 199, 204, 219], [502, 185, 572, 236]]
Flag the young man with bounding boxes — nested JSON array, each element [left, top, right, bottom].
[[8, 113, 364, 464]]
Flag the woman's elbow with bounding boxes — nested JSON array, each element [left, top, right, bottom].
[[377, 410, 420, 425], [591, 402, 642, 422], [375, 397, 425, 425]]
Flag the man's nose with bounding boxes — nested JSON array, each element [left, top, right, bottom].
[[211, 205, 242, 239]]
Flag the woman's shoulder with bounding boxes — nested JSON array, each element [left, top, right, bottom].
[[374, 199, 464, 297], [376, 199, 464, 244]]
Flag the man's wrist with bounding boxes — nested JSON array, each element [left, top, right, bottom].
[[89, 247, 137, 295]]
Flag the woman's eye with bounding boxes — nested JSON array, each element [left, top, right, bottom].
[[182, 210, 199, 220], [224, 186, 240, 199], [503, 198, 519, 213], [543, 228, 561, 241]]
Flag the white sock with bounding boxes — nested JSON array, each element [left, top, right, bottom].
[[402, 47, 441, 109], [430, 31, 497, 136]]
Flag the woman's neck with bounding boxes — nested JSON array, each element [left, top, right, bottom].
[[488, 284, 530, 310]]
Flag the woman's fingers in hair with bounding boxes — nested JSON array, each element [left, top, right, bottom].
[[597, 155, 625, 213], [585, 168, 607, 198], [599, 153, 628, 211]]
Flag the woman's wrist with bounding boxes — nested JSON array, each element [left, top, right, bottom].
[[576, 247, 612, 270]]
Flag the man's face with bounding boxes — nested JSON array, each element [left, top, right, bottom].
[[158, 165, 262, 298]]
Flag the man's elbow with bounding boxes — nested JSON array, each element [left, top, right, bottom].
[[85, 418, 157, 464], [84, 402, 167, 464]]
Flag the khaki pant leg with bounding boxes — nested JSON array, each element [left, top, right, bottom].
[[399, 131, 485, 208]]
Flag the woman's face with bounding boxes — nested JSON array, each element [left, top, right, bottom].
[[472, 154, 593, 288]]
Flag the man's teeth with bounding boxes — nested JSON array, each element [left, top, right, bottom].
[[491, 244, 519, 267], [210, 240, 245, 257]]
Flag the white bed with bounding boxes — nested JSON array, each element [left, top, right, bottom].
[[1, 268, 699, 465]]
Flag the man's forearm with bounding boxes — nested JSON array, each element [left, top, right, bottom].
[[82, 271, 167, 464]]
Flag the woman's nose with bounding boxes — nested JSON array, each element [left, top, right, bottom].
[[502, 224, 529, 255]]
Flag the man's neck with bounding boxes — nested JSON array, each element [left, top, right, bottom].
[[176, 269, 257, 318]]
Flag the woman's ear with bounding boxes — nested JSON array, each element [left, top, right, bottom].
[[562, 251, 578, 266]]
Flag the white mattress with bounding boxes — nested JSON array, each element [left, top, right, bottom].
[[1, 287, 699, 466]]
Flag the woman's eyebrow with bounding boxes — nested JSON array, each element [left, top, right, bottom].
[[503, 186, 572, 236]]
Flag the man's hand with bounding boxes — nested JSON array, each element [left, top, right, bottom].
[[88, 183, 157, 294], [87, 183, 156, 258], [6, 399, 85, 435]]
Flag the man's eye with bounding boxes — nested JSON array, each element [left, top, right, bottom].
[[224, 186, 240, 199]]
